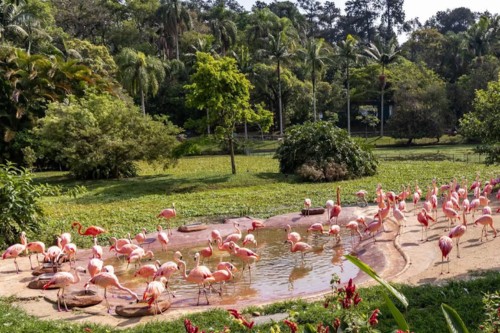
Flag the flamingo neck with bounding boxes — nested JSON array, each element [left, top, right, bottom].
[[179, 261, 188, 279]]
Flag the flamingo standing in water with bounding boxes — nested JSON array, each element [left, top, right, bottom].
[[242, 234, 257, 247], [285, 240, 313, 262], [223, 222, 242, 244], [438, 236, 453, 274], [43, 266, 86, 311], [143, 277, 168, 315], [26, 240, 45, 270], [2, 232, 27, 273], [448, 211, 467, 258], [127, 248, 154, 268], [474, 214, 497, 242], [247, 220, 265, 233], [199, 239, 213, 262], [285, 224, 301, 243], [307, 223, 327, 234], [228, 241, 259, 276], [203, 262, 237, 293], [71, 222, 106, 242], [331, 187, 342, 224], [325, 199, 334, 222], [211, 230, 222, 244], [157, 204, 176, 236], [134, 261, 161, 283], [345, 221, 362, 242], [177, 253, 214, 305], [329, 225, 341, 243], [304, 198, 312, 215], [154, 251, 183, 298], [417, 209, 435, 241], [365, 213, 383, 242], [84, 272, 139, 313], [109, 236, 131, 255], [356, 190, 368, 207]]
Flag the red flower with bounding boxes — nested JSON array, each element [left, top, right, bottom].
[[369, 309, 380, 327], [184, 319, 204, 333], [284, 319, 298, 333], [84, 328, 92, 333], [353, 293, 362, 306], [227, 309, 254, 330], [333, 318, 341, 330]]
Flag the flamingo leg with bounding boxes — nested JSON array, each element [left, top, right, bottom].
[[447, 257, 450, 273], [421, 226, 424, 241], [440, 256, 444, 275], [456, 239, 460, 258], [14, 258, 20, 274], [104, 288, 111, 313], [62, 288, 69, 312], [28, 254, 34, 270]]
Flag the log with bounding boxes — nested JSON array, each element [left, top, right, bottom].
[[115, 299, 171, 317], [178, 223, 207, 232], [44, 290, 103, 308], [301, 207, 325, 216]]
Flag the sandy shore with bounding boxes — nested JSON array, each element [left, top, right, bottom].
[[0, 199, 499, 328]]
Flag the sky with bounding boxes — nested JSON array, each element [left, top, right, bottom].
[[238, 0, 500, 26]]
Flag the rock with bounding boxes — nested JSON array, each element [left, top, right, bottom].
[[115, 300, 171, 317], [28, 273, 57, 289], [32, 264, 61, 276], [251, 312, 288, 326], [44, 290, 102, 308], [178, 223, 207, 232], [301, 207, 325, 215]]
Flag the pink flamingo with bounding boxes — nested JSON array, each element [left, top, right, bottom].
[[134, 228, 147, 247], [242, 234, 257, 247], [443, 207, 460, 231], [325, 199, 334, 221], [134, 261, 161, 283], [84, 272, 139, 313], [127, 248, 154, 268], [392, 203, 407, 235], [417, 209, 435, 241], [199, 239, 213, 262], [43, 266, 86, 311], [211, 230, 222, 244], [448, 211, 467, 258], [143, 277, 168, 314], [307, 223, 327, 234], [114, 242, 140, 257], [345, 221, 362, 241], [216, 238, 233, 253], [483, 182, 493, 197], [365, 212, 383, 242], [157, 204, 176, 235], [247, 220, 265, 233], [203, 262, 237, 293], [2, 232, 27, 273], [228, 241, 259, 272], [285, 224, 301, 243], [331, 187, 342, 224], [177, 252, 214, 305], [157, 225, 169, 251], [91, 238, 102, 259], [154, 251, 183, 298], [87, 258, 103, 278], [58, 243, 77, 267], [483, 206, 492, 215], [304, 198, 312, 215], [438, 236, 453, 274], [224, 222, 242, 244], [474, 214, 497, 242], [469, 198, 480, 218], [285, 240, 313, 261], [59, 232, 72, 249], [356, 190, 368, 207], [44, 237, 62, 270], [329, 225, 341, 243], [109, 236, 131, 255], [496, 189, 500, 213], [71, 222, 106, 241], [26, 240, 45, 270]]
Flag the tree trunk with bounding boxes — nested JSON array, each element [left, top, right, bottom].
[[312, 61, 316, 121], [380, 87, 384, 137], [407, 138, 413, 146], [244, 119, 248, 140], [277, 60, 283, 136], [229, 136, 236, 175], [347, 66, 351, 135], [206, 109, 210, 135], [175, 19, 180, 60], [141, 88, 146, 116]]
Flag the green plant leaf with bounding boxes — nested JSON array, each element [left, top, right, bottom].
[[383, 292, 409, 331], [344, 254, 408, 308], [304, 323, 317, 333], [441, 303, 469, 333]]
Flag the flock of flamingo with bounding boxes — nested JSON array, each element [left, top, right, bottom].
[[1, 176, 500, 315]]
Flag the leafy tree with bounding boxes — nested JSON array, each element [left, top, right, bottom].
[[185, 52, 263, 174], [401, 28, 445, 74], [425, 7, 476, 34], [387, 59, 451, 145], [460, 74, 500, 164], [375, 0, 405, 43], [0, 0, 28, 44], [36, 91, 181, 179], [206, 4, 237, 57], [275, 121, 377, 181], [364, 38, 400, 136], [342, 0, 379, 43], [116, 47, 165, 116], [0, 162, 43, 249], [356, 104, 379, 137], [297, 0, 322, 37], [156, 0, 192, 60]]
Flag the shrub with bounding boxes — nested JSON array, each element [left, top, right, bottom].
[[0, 162, 43, 248], [36, 92, 181, 179], [275, 121, 378, 181]]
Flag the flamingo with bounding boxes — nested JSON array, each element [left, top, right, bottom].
[[44, 237, 63, 270], [304, 198, 312, 215], [356, 190, 368, 207], [328, 224, 341, 243], [496, 189, 500, 213], [57, 243, 77, 267], [134, 228, 148, 247], [325, 199, 334, 221], [135, 261, 161, 283], [307, 223, 327, 234], [285, 224, 301, 243], [210, 230, 222, 244], [474, 214, 497, 242], [92, 238, 103, 259], [59, 232, 72, 248], [448, 211, 467, 258], [26, 240, 45, 270], [203, 262, 237, 293], [242, 234, 257, 247], [417, 209, 435, 241], [102, 265, 115, 274], [216, 238, 233, 253], [43, 266, 86, 311], [483, 181, 493, 197], [247, 220, 265, 233], [223, 222, 242, 244], [84, 272, 139, 313], [113, 242, 139, 257], [157, 204, 176, 236], [177, 253, 214, 305], [87, 258, 104, 278], [127, 248, 154, 268], [438, 236, 453, 274], [154, 251, 183, 298], [71, 222, 106, 241], [345, 221, 362, 242], [199, 239, 213, 262], [443, 207, 460, 231], [469, 198, 481, 218], [365, 213, 383, 242], [392, 203, 407, 236], [2, 232, 27, 273], [157, 225, 169, 251], [143, 277, 168, 314], [483, 206, 492, 215], [285, 240, 313, 261], [331, 187, 342, 224], [228, 241, 259, 276], [109, 236, 131, 255]]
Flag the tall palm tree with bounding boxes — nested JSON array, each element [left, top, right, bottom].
[[338, 34, 362, 135], [364, 39, 399, 137], [116, 48, 166, 116], [156, 0, 192, 60], [0, 1, 28, 44], [298, 37, 330, 121], [259, 29, 294, 135], [208, 5, 237, 57]]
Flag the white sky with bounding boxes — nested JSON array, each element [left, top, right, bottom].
[[238, 0, 500, 24]]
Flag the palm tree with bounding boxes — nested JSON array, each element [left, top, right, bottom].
[[364, 39, 399, 137], [338, 34, 362, 135], [0, 1, 28, 44], [259, 26, 294, 135], [156, 0, 192, 60], [208, 5, 237, 57], [298, 37, 330, 121], [116, 48, 166, 116]]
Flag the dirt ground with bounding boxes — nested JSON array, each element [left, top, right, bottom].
[[0, 200, 499, 329]]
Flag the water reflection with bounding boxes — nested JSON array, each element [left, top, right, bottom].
[[105, 225, 360, 306]]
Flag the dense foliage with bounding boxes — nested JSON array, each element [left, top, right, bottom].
[[0, 163, 43, 248], [36, 92, 181, 179], [275, 121, 377, 181]]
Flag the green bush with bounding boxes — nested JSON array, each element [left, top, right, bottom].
[[275, 121, 378, 181], [36, 92, 181, 179], [0, 162, 43, 249]]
